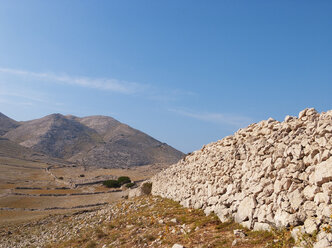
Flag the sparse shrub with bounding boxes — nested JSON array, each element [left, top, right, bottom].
[[143, 234, 156, 241], [117, 176, 131, 185], [85, 241, 97, 248], [79, 174, 85, 177], [103, 180, 121, 188], [125, 182, 135, 188], [58, 177, 64, 180], [141, 182, 152, 195], [95, 228, 106, 239], [108, 224, 116, 229]]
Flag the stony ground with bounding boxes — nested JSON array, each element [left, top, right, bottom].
[[0, 196, 296, 248]]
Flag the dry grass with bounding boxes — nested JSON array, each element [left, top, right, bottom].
[[47, 196, 295, 248], [0, 157, 128, 226]]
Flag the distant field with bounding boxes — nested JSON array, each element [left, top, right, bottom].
[[0, 156, 167, 227]]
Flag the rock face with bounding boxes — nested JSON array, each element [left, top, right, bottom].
[[3, 113, 183, 168], [152, 108, 332, 245]]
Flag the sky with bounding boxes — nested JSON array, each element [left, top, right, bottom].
[[0, 1, 331, 153]]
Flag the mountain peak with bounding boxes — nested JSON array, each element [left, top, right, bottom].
[[2, 112, 184, 168], [0, 112, 19, 136]]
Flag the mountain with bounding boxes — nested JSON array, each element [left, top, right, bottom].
[[0, 112, 19, 136], [4, 114, 102, 159], [71, 115, 184, 167], [0, 137, 68, 165], [3, 113, 184, 168]]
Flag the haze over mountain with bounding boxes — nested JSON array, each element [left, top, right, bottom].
[[1, 112, 183, 168]]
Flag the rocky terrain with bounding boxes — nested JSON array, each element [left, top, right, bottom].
[[0, 196, 295, 248], [152, 108, 332, 247], [1, 108, 331, 248], [2, 112, 183, 168]]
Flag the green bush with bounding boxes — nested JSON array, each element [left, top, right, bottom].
[[141, 182, 152, 195], [117, 176, 131, 185], [125, 182, 136, 188], [103, 180, 121, 188]]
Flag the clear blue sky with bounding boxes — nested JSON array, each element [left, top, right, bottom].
[[0, 1, 331, 153]]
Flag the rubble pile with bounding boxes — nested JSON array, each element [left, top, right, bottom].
[[152, 108, 332, 247]]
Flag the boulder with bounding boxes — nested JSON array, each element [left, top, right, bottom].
[[235, 196, 257, 223], [172, 244, 184, 248], [314, 157, 332, 186], [304, 217, 318, 235], [253, 222, 271, 231]]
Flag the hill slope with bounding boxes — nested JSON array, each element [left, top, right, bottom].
[[0, 137, 50, 162], [3, 113, 184, 168], [0, 196, 295, 248], [0, 112, 19, 136], [4, 114, 102, 159], [71, 115, 184, 167]]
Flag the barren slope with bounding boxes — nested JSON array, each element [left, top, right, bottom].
[[0, 112, 19, 136], [3, 113, 184, 168], [4, 114, 103, 159], [70, 115, 184, 167]]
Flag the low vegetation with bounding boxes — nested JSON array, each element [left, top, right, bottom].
[[125, 182, 135, 188], [41, 196, 295, 248], [103, 176, 136, 189], [141, 182, 152, 194], [117, 176, 131, 185], [102, 180, 121, 188]]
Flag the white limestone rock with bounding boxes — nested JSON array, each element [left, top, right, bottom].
[[304, 217, 318, 235], [253, 222, 271, 231], [235, 196, 257, 223], [291, 225, 305, 241], [289, 189, 304, 210], [172, 244, 184, 248], [314, 157, 332, 186], [303, 185, 319, 201], [151, 108, 332, 233]]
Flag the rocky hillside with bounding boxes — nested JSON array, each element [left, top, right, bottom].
[[2, 113, 183, 168], [4, 114, 102, 159], [152, 108, 332, 247], [0, 196, 296, 248], [0, 137, 56, 162], [0, 112, 19, 136]]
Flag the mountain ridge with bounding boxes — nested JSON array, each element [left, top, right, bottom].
[[0, 112, 20, 136], [1, 112, 184, 168]]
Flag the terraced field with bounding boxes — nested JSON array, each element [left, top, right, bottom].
[[0, 156, 166, 226]]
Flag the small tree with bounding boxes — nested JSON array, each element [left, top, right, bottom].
[[103, 180, 121, 188], [125, 182, 135, 188], [141, 182, 152, 195], [117, 176, 131, 185]]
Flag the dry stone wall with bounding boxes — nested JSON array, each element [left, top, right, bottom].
[[152, 108, 332, 247]]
